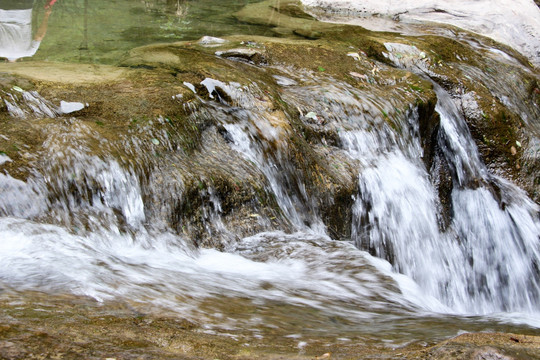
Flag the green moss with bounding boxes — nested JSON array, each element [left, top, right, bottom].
[[409, 84, 424, 92]]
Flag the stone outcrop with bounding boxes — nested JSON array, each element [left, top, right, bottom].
[[0, 31, 437, 244]]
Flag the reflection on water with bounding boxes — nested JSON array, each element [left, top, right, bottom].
[[0, 0, 274, 64], [0, 0, 55, 62]]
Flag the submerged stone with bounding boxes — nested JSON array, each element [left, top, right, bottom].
[[215, 47, 267, 65]]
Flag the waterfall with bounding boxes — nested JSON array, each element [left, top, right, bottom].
[[224, 122, 324, 232], [435, 84, 540, 313], [188, 77, 326, 233], [350, 83, 540, 315], [1, 59, 539, 341]]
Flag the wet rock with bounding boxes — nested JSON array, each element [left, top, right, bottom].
[[1, 0, 536, 248], [301, 0, 540, 67], [215, 47, 267, 65], [234, 0, 335, 40], [419, 333, 540, 360], [0, 340, 27, 359], [0, 30, 438, 244], [460, 91, 482, 121], [0, 295, 539, 360], [471, 348, 513, 360], [270, 2, 316, 20], [0, 73, 33, 92], [293, 28, 322, 39], [0, 62, 127, 84], [510, 146, 517, 156]]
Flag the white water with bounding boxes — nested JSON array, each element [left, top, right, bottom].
[[2, 87, 87, 119], [1, 70, 540, 342], [435, 85, 540, 314], [0, 215, 452, 335], [191, 77, 326, 232], [301, 0, 540, 66], [224, 123, 325, 232], [0, 98, 448, 335], [259, 66, 540, 322], [347, 83, 540, 317]]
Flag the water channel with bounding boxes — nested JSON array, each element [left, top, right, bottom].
[[0, 0, 539, 358]]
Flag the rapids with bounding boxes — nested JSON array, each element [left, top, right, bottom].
[[0, 0, 539, 355]]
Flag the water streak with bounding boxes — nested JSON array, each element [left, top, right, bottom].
[[349, 83, 540, 316]]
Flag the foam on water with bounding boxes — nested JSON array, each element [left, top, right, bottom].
[[0, 217, 444, 329], [1, 49, 539, 344], [346, 82, 540, 320], [260, 67, 540, 324]]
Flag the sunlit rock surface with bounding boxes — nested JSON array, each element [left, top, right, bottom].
[[301, 0, 540, 66]]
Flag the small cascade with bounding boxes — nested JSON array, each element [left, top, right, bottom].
[[190, 78, 326, 233], [36, 123, 145, 232], [0, 172, 47, 219], [351, 151, 441, 272], [1, 88, 85, 119], [47, 154, 146, 231], [340, 108, 446, 302], [449, 183, 540, 313], [224, 122, 320, 231], [197, 185, 236, 244], [434, 85, 540, 313], [350, 81, 540, 315], [434, 84, 488, 186], [2, 89, 57, 118], [1, 34, 540, 344]]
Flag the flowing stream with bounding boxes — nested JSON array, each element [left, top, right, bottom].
[[350, 84, 540, 315], [2, 71, 539, 341], [0, 0, 539, 350]]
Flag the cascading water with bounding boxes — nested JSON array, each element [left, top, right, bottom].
[[272, 69, 538, 319], [1, 1, 540, 350], [191, 78, 326, 233], [349, 81, 540, 316], [434, 85, 540, 314], [224, 122, 309, 229], [1, 67, 539, 341]]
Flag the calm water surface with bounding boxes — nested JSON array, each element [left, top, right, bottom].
[[4, 0, 273, 64]]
